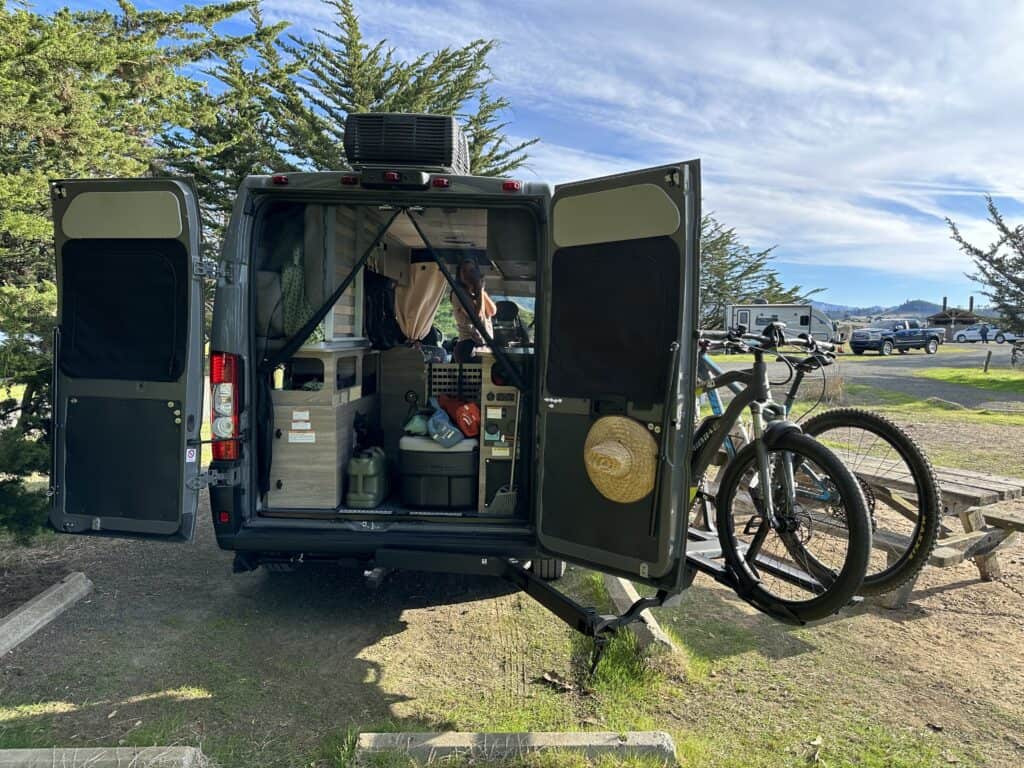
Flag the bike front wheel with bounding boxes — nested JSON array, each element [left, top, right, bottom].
[[715, 432, 871, 622]]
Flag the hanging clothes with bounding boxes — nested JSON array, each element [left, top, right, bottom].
[[395, 261, 447, 341]]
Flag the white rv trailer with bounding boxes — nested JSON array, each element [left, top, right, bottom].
[[724, 303, 840, 343]]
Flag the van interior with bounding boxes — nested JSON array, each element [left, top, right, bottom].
[[251, 200, 539, 524]]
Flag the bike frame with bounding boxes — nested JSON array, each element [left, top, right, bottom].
[[696, 347, 835, 506], [691, 347, 788, 527]]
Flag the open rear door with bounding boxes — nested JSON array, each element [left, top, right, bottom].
[[50, 179, 205, 540], [535, 162, 700, 589]]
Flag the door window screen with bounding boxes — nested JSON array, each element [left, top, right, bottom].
[[546, 236, 680, 402], [60, 239, 189, 381]]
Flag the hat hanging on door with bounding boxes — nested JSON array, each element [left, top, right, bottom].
[[583, 416, 658, 504]]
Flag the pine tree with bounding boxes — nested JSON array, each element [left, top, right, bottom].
[[280, 0, 536, 174], [161, 5, 296, 255], [0, 0, 257, 541], [948, 197, 1024, 332], [700, 215, 818, 329]]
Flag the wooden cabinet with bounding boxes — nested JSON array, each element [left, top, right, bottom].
[[265, 348, 377, 510]]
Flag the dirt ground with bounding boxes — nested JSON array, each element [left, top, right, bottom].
[[2, 494, 1022, 767], [0, 557, 68, 617]]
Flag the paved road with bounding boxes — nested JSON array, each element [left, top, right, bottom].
[[837, 343, 1022, 408], [718, 342, 1023, 409]]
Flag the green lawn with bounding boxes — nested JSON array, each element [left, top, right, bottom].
[[913, 366, 1024, 395], [2, 383, 26, 404]]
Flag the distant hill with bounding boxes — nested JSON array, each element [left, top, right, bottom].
[[811, 299, 943, 319]]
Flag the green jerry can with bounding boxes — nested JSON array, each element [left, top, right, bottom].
[[346, 447, 388, 509]]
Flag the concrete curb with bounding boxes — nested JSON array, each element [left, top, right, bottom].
[[0, 572, 93, 657], [357, 731, 676, 763], [0, 747, 206, 767], [603, 575, 677, 652]]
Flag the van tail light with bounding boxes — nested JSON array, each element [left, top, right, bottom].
[[210, 352, 239, 461], [502, 180, 522, 192]]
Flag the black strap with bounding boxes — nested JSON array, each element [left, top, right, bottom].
[[259, 208, 402, 372], [402, 210, 528, 392]]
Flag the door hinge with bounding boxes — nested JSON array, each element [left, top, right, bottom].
[[193, 260, 232, 282], [188, 467, 240, 490]]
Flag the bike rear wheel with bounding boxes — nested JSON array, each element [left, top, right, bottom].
[[800, 408, 941, 596], [715, 432, 871, 622]]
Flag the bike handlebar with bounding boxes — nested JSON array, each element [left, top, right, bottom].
[[699, 322, 836, 355]]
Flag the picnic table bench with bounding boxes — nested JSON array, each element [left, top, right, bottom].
[[687, 455, 1024, 611], [836, 455, 1024, 608]]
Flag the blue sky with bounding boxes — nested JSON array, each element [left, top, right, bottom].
[[37, 0, 1024, 308]]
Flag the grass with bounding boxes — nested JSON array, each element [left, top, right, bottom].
[[914, 366, 1024, 395], [1, 382, 26, 403], [0, 561, 982, 768], [357, 753, 676, 768], [843, 382, 1024, 425]]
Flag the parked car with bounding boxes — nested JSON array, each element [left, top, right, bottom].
[[849, 318, 943, 355], [953, 324, 1018, 344]]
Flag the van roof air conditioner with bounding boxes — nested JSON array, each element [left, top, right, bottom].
[[343, 113, 471, 175]]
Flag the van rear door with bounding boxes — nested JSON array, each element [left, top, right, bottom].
[[49, 179, 205, 540], [535, 162, 700, 590]]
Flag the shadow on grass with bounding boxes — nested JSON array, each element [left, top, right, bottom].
[[0, 564, 523, 767]]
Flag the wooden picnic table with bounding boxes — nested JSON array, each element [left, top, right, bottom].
[[833, 453, 1024, 608]]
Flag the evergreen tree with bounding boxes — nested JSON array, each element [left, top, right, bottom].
[[948, 197, 1024, 332], [161, 5, 296, 255], [0, 0, 256, 541], [280, 0, 536, 174], [700, 215, 818, 329]]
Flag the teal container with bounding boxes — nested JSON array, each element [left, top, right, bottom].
[[346, 447, 388, 508]]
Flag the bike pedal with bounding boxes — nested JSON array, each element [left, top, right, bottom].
[[743, 515, 763, 535]]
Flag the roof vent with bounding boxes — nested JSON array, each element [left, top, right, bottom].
[[343, 113, 471, 175]]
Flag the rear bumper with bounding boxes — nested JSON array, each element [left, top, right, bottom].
[[214, 520, 540, 563]]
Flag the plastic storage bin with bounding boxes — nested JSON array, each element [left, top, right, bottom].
[[399, 436, 478, 508]]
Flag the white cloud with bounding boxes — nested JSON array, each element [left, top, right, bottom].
[[265, 0, 1024, 284]]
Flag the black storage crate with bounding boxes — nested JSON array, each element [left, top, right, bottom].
[[399, 437, 478, 509]]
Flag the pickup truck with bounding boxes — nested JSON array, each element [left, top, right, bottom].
[[849, 319, 944, 356]]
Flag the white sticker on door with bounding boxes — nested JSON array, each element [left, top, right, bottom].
[[291, 421, 312, 430], [185, 447, 198, 463], [292, 410, 310, 421], [288, 431, 316, 444]]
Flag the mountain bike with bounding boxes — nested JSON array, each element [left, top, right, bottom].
[[697, 338, 941, 597], [690, 325, 872, 623]]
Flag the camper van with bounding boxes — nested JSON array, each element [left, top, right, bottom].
[[725, 303, 839, 343], [48, 113, 701, 636]]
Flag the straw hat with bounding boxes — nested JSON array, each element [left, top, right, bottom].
[[583, 416, 658, 504]]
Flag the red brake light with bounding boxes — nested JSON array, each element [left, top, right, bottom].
[[502, 180, 522, 192], [341, 174, 359, 185], [210, 352, 239, 461], [432, 177, 450, 188], [271, 174, 289, 186], [383, 171, 401, 183]]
